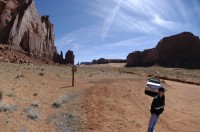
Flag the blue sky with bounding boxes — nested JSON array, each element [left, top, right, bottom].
[[35, 0, 200, 63]]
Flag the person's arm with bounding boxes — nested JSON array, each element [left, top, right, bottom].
[[159, 96, 165, 114], [150, 98, 156, 114]]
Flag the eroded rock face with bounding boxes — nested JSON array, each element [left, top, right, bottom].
[[127, 49, 158, 67], [126, 32, 200, 68], [0, 0, 57, 60], [156, 32, 200, 68], [53, 50, 75, 65], [65, 50, 74, 65], [0, 44, 32, 64]]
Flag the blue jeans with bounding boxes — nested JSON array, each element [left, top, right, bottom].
[[147, 114, 159, 132]]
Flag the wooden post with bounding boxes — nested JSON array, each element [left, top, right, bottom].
[[0, 91, 2, 101], [72, 70, 75, 86], [72, 66, 77, 87]]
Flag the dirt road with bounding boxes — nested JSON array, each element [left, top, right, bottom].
[[0, 63, 199, 132], [79, 77, 200, 132]]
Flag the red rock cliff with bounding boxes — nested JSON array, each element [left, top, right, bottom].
[[126, 32, 200, 68], [0, 0, 57, 60]]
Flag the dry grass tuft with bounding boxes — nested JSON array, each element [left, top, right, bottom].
[[6, 91, 15, 97], [24, 102, 40, 120], [0, 101, 16, 112], [15, 73, 24, 79], [52, 92, 79, 108]]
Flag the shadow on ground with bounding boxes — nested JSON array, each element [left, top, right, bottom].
[[60, 86, 73, 89]]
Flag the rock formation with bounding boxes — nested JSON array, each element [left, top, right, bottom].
[[0, 44, 32, 64], [127, 48, 157, 67], [92, 58, 109, 64], [0, 0, 57, 61], [92, 58, 126, 64], [126, 32, 200, 68], [156, 32, 200, 68], [65, 50, 74, 65], [53, 50, 75, 65]]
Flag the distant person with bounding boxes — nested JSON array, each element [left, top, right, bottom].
[[147, 87, 165, 132]]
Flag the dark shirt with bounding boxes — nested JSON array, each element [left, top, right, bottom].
[[150, 95, 165, 116]]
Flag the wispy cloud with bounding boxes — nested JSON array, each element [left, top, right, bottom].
[[55, 24, 102, 52], [53, 0, 200, 62], [56, 30, 81, 53], [173, 0, 191, 23], [114, 11, 157, 34], [75, 35, 158, 62], [56, 33, 75, 46], [92, 35, 159, 51], [152, 14, 178, 29], [192, 0, 200, 19], [101, 0, 122, 40], [88, 0, 185, 37]]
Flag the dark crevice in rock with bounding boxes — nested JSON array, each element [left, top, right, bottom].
[[19, 30, 29, 52]]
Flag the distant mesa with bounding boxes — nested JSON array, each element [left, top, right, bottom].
[[126, 32, 200, 68], [80, 62, 92, 65], [80, 58, 126, 65], [0, 0, 74, 65], [92, 58, 126, 64]]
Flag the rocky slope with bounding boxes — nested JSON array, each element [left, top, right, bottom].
[[126, 32, 200, 68], [54, 50, 75, 65], [0, 0, 57, 61]]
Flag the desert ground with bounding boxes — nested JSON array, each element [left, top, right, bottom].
[[0, 62, 200, 132]]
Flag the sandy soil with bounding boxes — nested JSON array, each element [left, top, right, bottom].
[[0, 62, 199, 132]]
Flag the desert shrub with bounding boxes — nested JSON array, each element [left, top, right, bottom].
[[0, 101, 16, 112], [6, 91, 15, 97], [24, 103, 40, 120], [27, 111, 39, 120], [52, 92, 79, 108], [15, 73, 24, 79], [38, 72, 44, 76], [31, 102, 39, 107]]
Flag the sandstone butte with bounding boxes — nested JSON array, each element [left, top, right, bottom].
[[127, 32, 200, 68]]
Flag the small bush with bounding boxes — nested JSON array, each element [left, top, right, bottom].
[[27, 111, 39, 120], [24, 103, 40, 120], [38, 72, 44, 76], [52, 92, 79, 108], [6, 91, 15, 97], [15, 73, 24, 79], [0, 101, 16, 112], [31, 102, 39, 107]]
